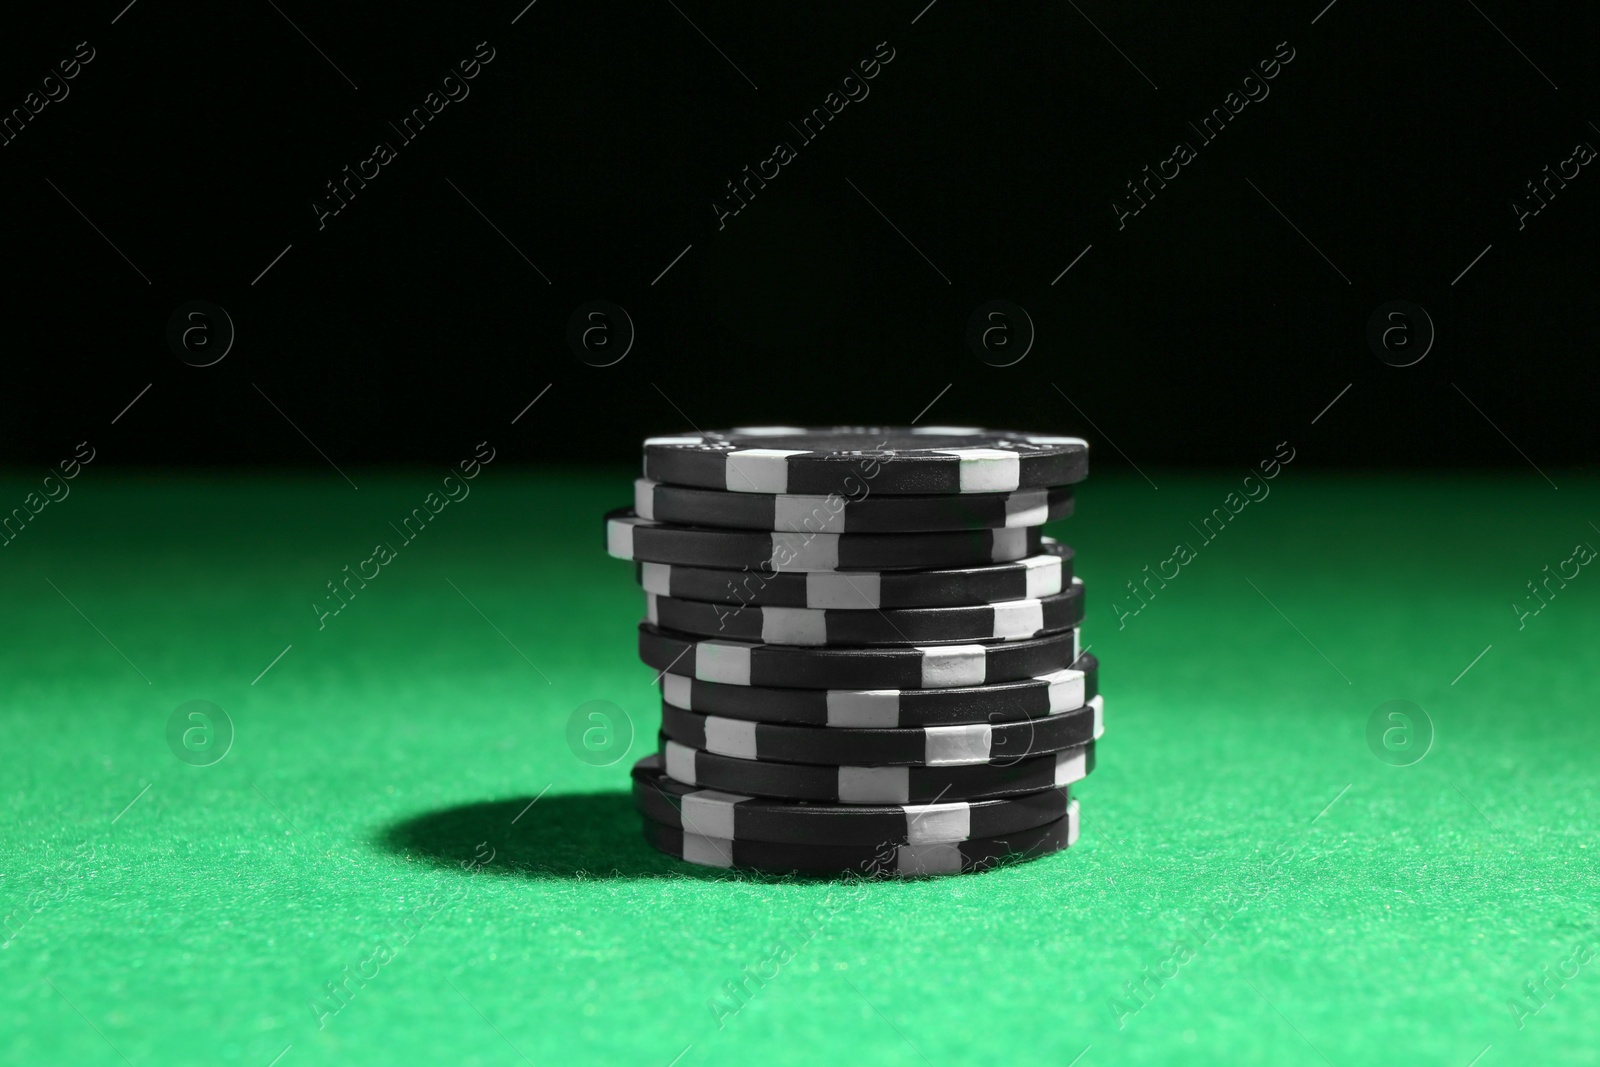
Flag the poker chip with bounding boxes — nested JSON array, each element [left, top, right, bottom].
[[658, 652, 1099, 727], [606, 509, 1042, 572], [659, 695, 1102, 766], [642, 427, 1088, 495], [638, 622, 1079, 689], [631, 754, 1071, 846], [633, 478, 1074, 532], [645, 577, 1083, 646], [640, 803, 1079, 877], [658, 736, 1096, 803], [636, 540, 1073, 609], [605, 426, 1101, 876]]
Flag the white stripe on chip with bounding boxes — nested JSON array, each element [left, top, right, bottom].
[[806, 571, 881, 608], [1022, 554, 1063, 597], [931, 447, 1020, 492], [827, 689, 901, 727], [1004, 489, 1048, 527], [633, 478, 657, 520], [918, 644, 986, 687], [1054, 745, 1087, 785], [770, 531, 840, 571], [900, 801, 971, 844], [838, 765, 909, 803], [681, 831, 734, 867], [663, 740, 698, 785], [896, 841, 962, 875], [703, 715, 757, 759], [991, 598, 1044, 638], [923, 723, 994, 765], [680, 789, 748, 840], [639, 561, 672, 595], [661, 673, 694, 709], [991, 527, 1027, 560], [761, 606, 828, 645], [1040, 667, 1084, 712], [695, 640, 753, 684], [605, 515, 636, 559], [725, 449, 806, 493]]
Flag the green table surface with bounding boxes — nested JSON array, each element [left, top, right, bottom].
[[2, 469, 1596, 1067]]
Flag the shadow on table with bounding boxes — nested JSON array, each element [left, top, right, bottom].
[[378, 791, 736, 881]]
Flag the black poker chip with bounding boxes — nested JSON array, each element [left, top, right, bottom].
[[658, 696, 1101, 766], [642, 427, 1088, 496], [658, 736, 1097, 803], [658, 652, 1099, 727], [635, 540, 1074, 609], [633, 478, 1074, 533], [645, 577, 1083, 646], [640, 803, 1078, 877], [631, 754, 1071, 846], [606, 508, 1042, 572], [637, 622, 1079, 690]]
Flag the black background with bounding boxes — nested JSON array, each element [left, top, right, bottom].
[[2, 0, 1594, 469]]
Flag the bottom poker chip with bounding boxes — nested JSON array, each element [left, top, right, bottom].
[[631, 754, 1072, 845], [641, 802, 1078, 877]]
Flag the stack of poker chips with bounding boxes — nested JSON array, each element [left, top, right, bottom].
[[605, 427, 1097, 878]]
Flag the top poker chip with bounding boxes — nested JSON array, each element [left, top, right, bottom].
[[643, 427, 1089, 495]]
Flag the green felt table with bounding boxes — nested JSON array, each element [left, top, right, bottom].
[[2, 469, 1596, 1067]]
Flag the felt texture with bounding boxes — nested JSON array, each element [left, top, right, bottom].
[[1, 469, 1595, 1067]]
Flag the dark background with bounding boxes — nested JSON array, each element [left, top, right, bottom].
[[1, 0, 1594, 470]]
